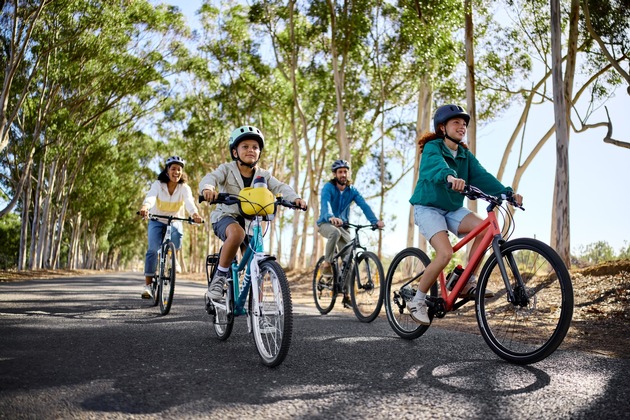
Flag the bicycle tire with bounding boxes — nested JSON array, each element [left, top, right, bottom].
[[350, 251, 384, 323], [476, 238, 574, 364], [312, 256, 337, 314], [250, 260, 293, 367], [384, 247, 437, 339], [213, 277, 234, 341], [159, 241, 176, 315], [150, 275, 159, 307]]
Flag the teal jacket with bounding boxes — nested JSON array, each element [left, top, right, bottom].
[[409, 139, 512, 211]]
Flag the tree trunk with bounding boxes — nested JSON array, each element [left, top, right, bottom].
[[464, 0, 478, 215], [550, 0, 571, 266]]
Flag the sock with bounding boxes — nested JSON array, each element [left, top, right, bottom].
[[217, 266, 229, 273], [413, 290, 426, 302]]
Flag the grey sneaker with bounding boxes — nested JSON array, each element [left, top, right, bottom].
[[408, 299, 430, 325], [207, 271, 228, 300], [460, 280, 495, 299], [141, 285, 154, 299]]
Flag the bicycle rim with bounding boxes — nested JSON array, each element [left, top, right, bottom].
[[312, 256, 337, 314], [385, 247, 435, 339], [476, 238, 574, 364], [251, 260, 293, 367], [159, 242, 176, 315], [350, 251, 384, 323]]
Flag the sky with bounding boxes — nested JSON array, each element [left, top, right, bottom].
[[163, 0, 630, 258]]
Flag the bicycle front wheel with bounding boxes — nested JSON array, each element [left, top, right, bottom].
[[250, 260, 293, 367], [158, 242, 176, 315], [312, 256, 337, 314], [476, 238, 574, 364], [385, 247, 436, 339], [212, 277, 234, 341], [350, 251, 384, 323]]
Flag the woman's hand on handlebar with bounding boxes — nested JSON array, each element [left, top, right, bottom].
[[446, 175, 466, 192], [191, 212, 203, 224], [138, 206, 149, 219], [510, 192, 524, 207]]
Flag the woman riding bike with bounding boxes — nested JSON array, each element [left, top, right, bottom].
[[138, 156, 202, 299]]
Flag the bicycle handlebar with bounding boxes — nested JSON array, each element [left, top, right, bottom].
[[446, 182, 524, 210], [341, 222, 382, 231], [136, 212, 204, 224], [198, 192, 307, 211]]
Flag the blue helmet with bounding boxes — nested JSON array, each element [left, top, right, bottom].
[[433, 104, 470, 132], [331, 159, 350, 172]]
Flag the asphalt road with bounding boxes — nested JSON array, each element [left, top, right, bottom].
[[0, 273, 628, 419]]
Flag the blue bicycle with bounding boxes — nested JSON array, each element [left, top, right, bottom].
[[200, 189, 305, 367]]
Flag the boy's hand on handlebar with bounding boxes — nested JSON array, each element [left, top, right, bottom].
[[201, 188, 217, 203], [446, 175, 466, 192], [293, 198, 308, 210]]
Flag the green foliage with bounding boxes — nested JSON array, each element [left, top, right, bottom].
[[0, 212, 20, 269], [573, 240, 622, 265]]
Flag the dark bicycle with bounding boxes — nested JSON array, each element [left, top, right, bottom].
[[139, 213, 201, 315], [313, 222, 385, 323]]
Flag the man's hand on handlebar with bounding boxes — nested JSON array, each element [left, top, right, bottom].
[[329, 217, 343, 227]]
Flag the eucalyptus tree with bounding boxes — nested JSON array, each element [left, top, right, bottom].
[[1, 0, 190, 270], [478, 0, 628, 265]]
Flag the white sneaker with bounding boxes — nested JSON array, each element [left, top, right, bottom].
[[141, 285, 154, 299], [408, 299, 430, 325], [207, 271, 228, 300], [175, 261, 182, 273]]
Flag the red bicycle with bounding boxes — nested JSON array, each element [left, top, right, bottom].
[[384, 185, 573, 364]]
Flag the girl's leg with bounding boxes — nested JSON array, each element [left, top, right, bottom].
[[418, 231, 453, 293], [457, 213, 486, 275]]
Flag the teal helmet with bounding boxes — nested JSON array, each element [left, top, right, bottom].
[[229, 126, 265, 159]]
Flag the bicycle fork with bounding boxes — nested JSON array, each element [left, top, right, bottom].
[[490, 235, 529, 307]]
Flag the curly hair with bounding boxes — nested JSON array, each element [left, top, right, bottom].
[[417, 131, 469, 154], [158, 166, 188, 184]]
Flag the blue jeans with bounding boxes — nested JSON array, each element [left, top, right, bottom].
[[144, 219, 182, 277]]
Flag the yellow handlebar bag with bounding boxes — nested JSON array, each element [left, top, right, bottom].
[[238, 187, 276, 218]]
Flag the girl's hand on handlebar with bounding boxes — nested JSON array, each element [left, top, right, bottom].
[[511, 193, 524, 207], [446, 175, 466, 192]]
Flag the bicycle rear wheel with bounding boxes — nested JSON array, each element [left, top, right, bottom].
[[350, 251, 384, 323], [385, 247, 436, 339], [313, 256, 337, 314], [159, 242, 176, 315], [476, 238, 574, 364], [250, 260, 293, 367]]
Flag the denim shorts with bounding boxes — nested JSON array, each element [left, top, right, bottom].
[[413, 205, 472, 241]]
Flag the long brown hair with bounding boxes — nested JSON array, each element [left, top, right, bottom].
[[417, 131, 469, 154]]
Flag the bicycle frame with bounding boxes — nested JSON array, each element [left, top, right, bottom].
[[232, 217, 266, 315], [438, 208, 505, 312]]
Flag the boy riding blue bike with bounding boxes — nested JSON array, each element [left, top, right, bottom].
[[199, 125, 307, 300]]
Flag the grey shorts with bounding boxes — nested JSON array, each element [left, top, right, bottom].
[[413, 205, 472, 241], [212, 215, 245, 241]]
